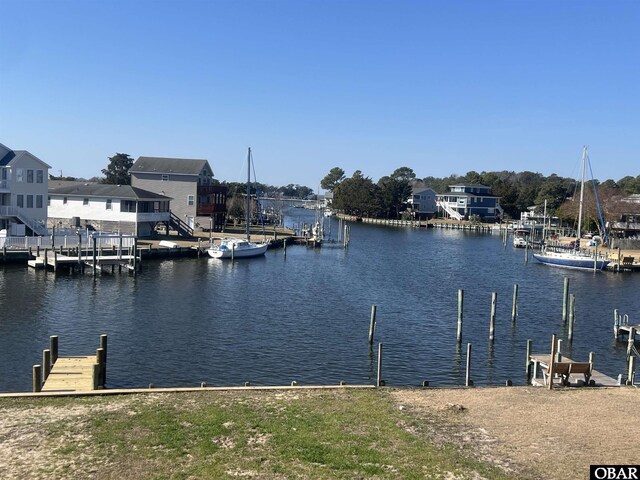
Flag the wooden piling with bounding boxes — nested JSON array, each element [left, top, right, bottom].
[[548, 334, 557, 390], [628, 356, 636, 386], [283, 238, 287, 257], [568, 294, 576, 341], [100, 334, 108, 363], [33, 365, 42, 393], [96, 347, 106, 387], [457, 289, 464, 344], [562, 277, 569, 323], [489, 292, 497, 342], [50, 335, 58, 364], [556, 339, 563, 362], [465, 343, 472, 387], [92, 236, 97, 275], [368, 305, 377, 345], [93, 364, 101, 390], [43, 349, 51, 381], [593, 244, 598, 273], [614, 309, 620, 337], [524, 240, 529, 264], [628, 327, 636, 358], [376, 343, 383, 387], [231, 242, 235, 262], [526, 339, 532, 381], [511, 284, 518, 323]]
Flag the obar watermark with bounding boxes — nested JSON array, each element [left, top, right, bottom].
[[591, 466, 640, 480]]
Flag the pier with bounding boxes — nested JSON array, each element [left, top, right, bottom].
[[528, 354, 618, 387], [33, 335, 107, 393]]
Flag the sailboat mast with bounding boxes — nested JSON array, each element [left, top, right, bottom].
[[577, 146, 587, 245], [246, 147, 251, 241]]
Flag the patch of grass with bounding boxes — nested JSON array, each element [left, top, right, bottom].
[[1, 390, 516, 479]]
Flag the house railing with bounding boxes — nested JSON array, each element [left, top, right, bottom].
[[0, 206, 49, 236], [436, 200, 463, 221], [0, 234, 135, 250], [169, 211, 193, 237]]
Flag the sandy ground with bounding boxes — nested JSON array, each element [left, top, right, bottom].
[[391, 386, 640, 480]]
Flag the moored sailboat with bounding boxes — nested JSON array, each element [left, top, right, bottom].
[[208, 147, 268, 259], [532, 147, 610, 271]]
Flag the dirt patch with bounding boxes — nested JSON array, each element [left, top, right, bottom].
[[390, 386, 640, 480]]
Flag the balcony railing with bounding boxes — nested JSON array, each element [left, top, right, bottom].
[[196, 204, 226, 216]]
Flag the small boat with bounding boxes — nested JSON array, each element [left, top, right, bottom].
[[513, 229, 529, 248], [532, 147, 610, 271], [208, 238, 268, 259], [208, 147, 268, 260]]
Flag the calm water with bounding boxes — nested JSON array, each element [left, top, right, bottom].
[[1, 209, 638, 392]]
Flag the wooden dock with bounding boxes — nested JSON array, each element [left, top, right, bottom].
[[33, 335, 107, 393], [528, 354, 618, 387], [28, 251, 137, 273]]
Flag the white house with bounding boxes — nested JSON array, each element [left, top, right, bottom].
[[0, 143, 50, 236], [48, 181, 172, 237]]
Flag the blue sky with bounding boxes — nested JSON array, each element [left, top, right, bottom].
[[1, 1, 638, 189]]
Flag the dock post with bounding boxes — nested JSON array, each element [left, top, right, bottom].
[[96, 347, 106, 387], [53, 251, 58, 273], [92, 236, 97, 276], [628, 356, 636, 386], [376, 342, 383, 387], [92, 363, 101, 390], [100, 334, 108, 363], [525, 339, 532, 382], [589, 352, 595, 374], [556, 339, 562, 362], [489, 292, 497, 342], [457, 289, 464, 344], [43, 349, 51, 382], [511, 284, 518, 323], [627, 327, 636, 358], [465, 343, 472, 387], [231, 242, 235, 262], [283, 238, 287, 257], [368, 305, 377, 345], [33, 365, 42, 393], [548, 334, 557, 390], [50, 335, 58, 364], [568, 294, 576, 342], [614, 309, 620, 338], [197, 238, 201, 258], [44, 249, 48, 271], [524, 240, 529, 264], [593, 244, 598, 272], [562, 277, 569, 323]]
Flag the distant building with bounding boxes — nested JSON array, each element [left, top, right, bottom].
[[0, 142, 50, 236], [48, 181, 171, 237], [129, 156, 227, 234], [436, 184, 502, 221], [407, 188, 437, 220]]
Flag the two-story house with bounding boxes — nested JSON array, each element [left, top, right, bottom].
[[407, 188, 437, 220], [436, 184, 502, 221], [48, 181, 172, 237], [129, 157, 227, 235], [0, 143, 50, 236]]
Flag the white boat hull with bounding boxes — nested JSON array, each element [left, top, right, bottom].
[[532, 251, 610, 270], [207, 240, 268, 259]]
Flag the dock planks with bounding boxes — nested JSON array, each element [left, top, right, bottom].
[[41, 356, 98, 392], [529, 354, 618, 387]]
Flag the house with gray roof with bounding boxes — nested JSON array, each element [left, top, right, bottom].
[[130, 156, 227, 234], [436, 184, 503, 221], [48, 181, 171, 237], [407, 188, 437, 220], [0, 142, 50, 236]]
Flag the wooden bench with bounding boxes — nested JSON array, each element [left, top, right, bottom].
[[545, 361, 593, 386], [622, 256, 635, 267]]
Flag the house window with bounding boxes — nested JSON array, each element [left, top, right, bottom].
[[162, 174, 169, 181], [1, 168, 7, 180], [36, 195, 43, 208], [17, 194, 24, 207], [27, 169, 34, 183], [37, 170, 44, 183], [83, 198, 89, 206], [27, 195, 33, 208], [16, 169, 23, 182], [63, 197, 67, 205], [106, 199, 112, 210], [187, 195, 195, 206], [47, 196, 51, 206]]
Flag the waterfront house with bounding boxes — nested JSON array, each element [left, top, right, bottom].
[[129, 156, 227, 235], [0, 143, 50, 236], [436, 184, 502, 221], [48, 181, 171, 237], [407, 188, 437, 220]]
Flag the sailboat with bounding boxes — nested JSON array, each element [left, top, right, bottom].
[[532, 147, 610, 271], [208, 148, 269, 259]]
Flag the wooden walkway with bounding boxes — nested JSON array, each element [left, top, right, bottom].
[[42, 356, 100, 392], [34, 335, 107, 393], [28, 252, 136, 272], [529, 354, 618, 387]]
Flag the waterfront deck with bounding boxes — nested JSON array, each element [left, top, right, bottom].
[[27, 252, 137, 272], [528, 354, 618, 387]]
